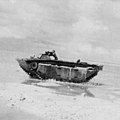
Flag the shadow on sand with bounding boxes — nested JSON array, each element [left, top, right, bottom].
[[22, 79, 96, 97]]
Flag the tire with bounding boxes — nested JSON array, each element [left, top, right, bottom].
[[30, 62, 38, 70]]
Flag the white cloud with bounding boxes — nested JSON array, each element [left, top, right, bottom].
[[95, 47, 109, 55], [9, 0, 15, 4], [0, 0, 120, 64], [72, 17, 108, 42], [0, 27, 22, 38], [0, 0, 45, 38]]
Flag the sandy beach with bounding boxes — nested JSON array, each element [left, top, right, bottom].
[[0, 81, 120, 120], [1, 0, 120, 119], [0, 60, 120, 120]]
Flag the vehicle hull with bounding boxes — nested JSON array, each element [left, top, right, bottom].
[[17, 58, 102, 83]]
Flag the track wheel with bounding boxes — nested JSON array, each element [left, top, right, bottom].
[[30, 62, 38, 70]]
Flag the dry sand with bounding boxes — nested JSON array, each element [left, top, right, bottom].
[[0, 82, 120, 120]]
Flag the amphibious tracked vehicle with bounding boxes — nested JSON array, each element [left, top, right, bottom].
[[17, 51, 103, 83]]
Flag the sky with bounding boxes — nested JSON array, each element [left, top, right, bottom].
[[0, 0, 120, 64]]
